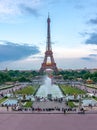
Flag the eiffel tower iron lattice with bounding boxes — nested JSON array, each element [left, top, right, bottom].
[[39, 15, 58, 73]]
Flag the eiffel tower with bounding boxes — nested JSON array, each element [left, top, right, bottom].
[[39, 15, 58, 73]]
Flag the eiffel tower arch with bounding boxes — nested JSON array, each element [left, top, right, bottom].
[[39, 15, 58, 73]]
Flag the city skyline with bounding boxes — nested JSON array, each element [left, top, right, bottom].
[[0, 0, 97, 70]]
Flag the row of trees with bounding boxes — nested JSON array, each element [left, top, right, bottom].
[[0, 69, 97, 84], [58, 70, 97, 83], [0, 70, 40, 84]]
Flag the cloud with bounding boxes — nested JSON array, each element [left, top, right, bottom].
[[31, 56, 43, 59], [81, 57, 92, 61], [0, 41, 40, 62], [89, 54, 97, 57], [74, 4, 84, 10], [66, 0, 85, 10], [87, 17, 97, 25], [81, 53, 97, 61], [19, 4, 40, 17], [0, 0, 63, 20], [93, 49, 97, 51], [0, 0, 41, 21], [47, 0, 63, 5], [85, 33, 97, 45], [79, 32, 89, 37]]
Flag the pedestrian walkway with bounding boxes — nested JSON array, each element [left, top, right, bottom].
[[0, 106, 12, 112], [33, 100, 66, 110], [31, 100, 67, 113]]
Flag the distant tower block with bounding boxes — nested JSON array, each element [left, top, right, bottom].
[[39, 15, 58, 73]]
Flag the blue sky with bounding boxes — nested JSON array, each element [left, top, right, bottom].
[[0, 0, 97, 70]]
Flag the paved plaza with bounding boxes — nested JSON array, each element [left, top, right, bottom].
[[33, 100, 66, 110], [0, 113, 97, 130], [0, 82, 97, 130]]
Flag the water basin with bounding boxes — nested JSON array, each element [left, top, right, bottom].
[[2, 99, 18, 106], [82, 99, 97, 106]]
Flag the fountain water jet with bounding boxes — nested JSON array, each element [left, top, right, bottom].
[[35, 76, 63, 98]]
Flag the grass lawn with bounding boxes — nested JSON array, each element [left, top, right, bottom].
[[15, 86, 36, 95], [60, 85, 86, 95], [67, 101, 76, 108], [92, 96, 97, 101], [86, 84, 97, 89], [0, 97, 8, 104], [23, 101, 32, 107]]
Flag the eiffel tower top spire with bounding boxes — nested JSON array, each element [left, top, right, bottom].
[[48, 12, 50, 18], [47, 13, 52, 51]]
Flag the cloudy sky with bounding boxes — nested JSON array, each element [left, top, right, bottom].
[[0, 0, 97, 70]]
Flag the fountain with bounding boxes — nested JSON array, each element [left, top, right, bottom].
[[35, 76, 64, 99], [2, 75, 97, 113]]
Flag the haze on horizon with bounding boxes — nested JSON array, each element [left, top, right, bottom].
[[0, 0, 97, 70]]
